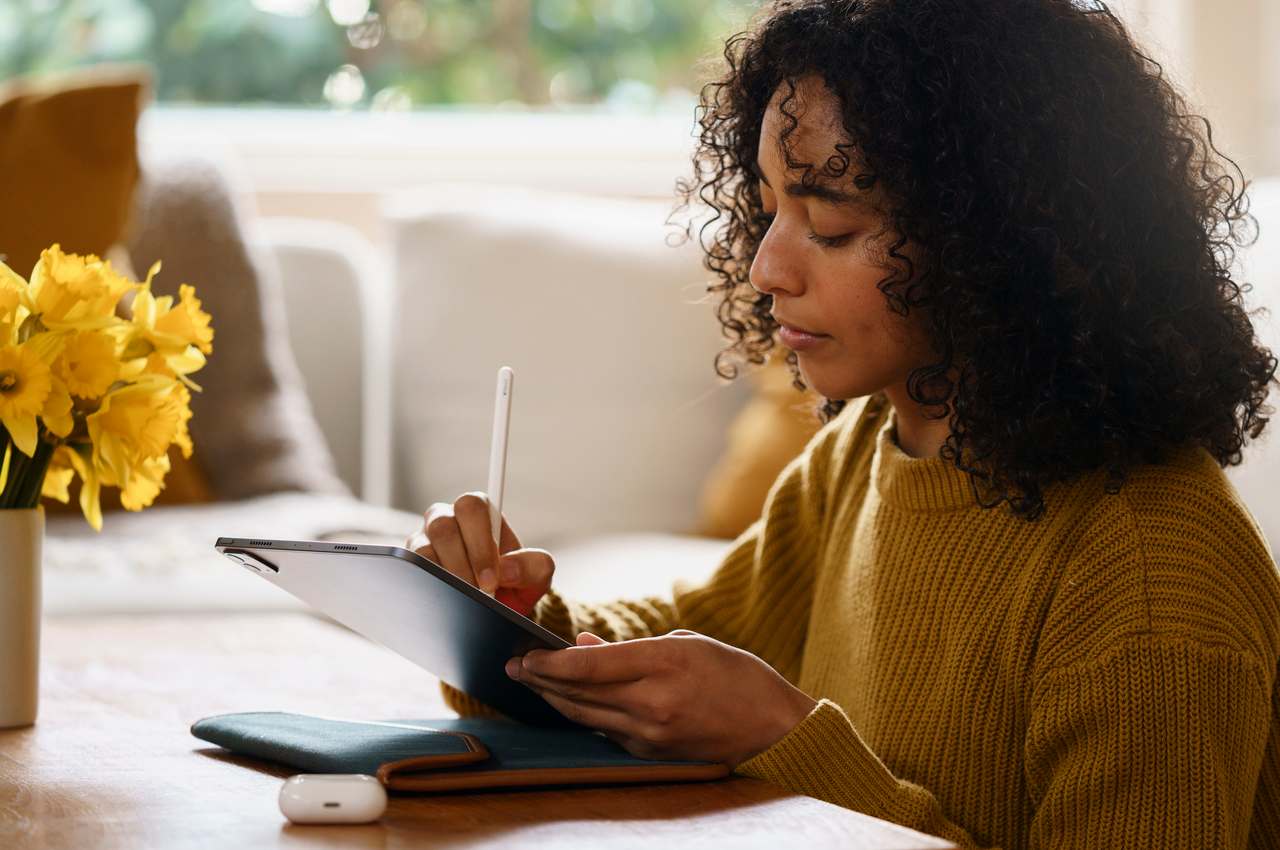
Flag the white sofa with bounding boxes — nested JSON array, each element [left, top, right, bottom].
[[380, 179, 1280, 562], [42, 175, 1280, 617]]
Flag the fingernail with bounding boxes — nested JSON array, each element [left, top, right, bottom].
[[499, 560, 518, 584], [505, 659, 520, 679], [478, 568, 495, 591]]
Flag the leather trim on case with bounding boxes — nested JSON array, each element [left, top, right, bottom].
[[383, 761, 732, 792], [376, 732, 490, 781]]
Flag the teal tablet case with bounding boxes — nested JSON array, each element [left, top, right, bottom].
[[191, 712, 731, 792]]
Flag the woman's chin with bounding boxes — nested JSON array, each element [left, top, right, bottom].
[[797, 359, 888, 403]]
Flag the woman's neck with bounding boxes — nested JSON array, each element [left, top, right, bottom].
[[882, 385, 951, 459]]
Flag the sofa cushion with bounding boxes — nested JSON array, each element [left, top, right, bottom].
[[383, 185, 750, 545]]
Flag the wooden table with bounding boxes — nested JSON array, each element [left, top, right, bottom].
[[0, 613, 951, 849]]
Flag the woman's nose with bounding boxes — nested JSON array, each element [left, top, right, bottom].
[[748, 219, 804, 298]]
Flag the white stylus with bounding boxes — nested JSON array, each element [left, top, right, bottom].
[[487, 367, 514, 557]]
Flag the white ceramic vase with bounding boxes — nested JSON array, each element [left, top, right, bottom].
[[0, 506, 43, 728]]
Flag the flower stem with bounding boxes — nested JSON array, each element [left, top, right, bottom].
[[0, 433, 54, 510]]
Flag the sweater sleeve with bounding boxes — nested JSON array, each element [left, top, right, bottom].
[[737, 635, 1275, 849], [442, 397, 866, 719]]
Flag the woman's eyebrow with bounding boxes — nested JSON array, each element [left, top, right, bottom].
[[756, 168, 872, 210]]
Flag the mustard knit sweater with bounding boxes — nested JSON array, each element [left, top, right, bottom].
[[443, 394, 1280, 849]]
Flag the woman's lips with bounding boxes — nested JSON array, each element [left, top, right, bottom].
[[777, 324, 830, 351]]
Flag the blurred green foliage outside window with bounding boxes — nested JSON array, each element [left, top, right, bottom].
[[1, 0, 760, 111]]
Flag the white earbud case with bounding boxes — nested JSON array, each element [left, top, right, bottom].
[[278, 774, 388, 824]]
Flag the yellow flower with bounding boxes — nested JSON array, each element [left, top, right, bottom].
[[20, 332, 73, 438], [170, 382, 194, 458], [86, 376, 187, 487], [57, 330, 119, 399], [0, 343, 52, 456], [0, 263, 29, 345], [155, 285, 214, 355], [27, 245, 134, 331], [118, 451, 170, 512], [41, 445, 77, 504], [61, 444, 102, 531], [41, 375, 74, 439], [119, 273, 212, 386]]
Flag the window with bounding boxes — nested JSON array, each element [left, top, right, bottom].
[[1, 0, 760, 112]]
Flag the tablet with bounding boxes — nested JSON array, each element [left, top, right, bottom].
[[214, 537, 575, 727]]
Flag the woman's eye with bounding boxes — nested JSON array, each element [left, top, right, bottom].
[[808, 231, 853, 248]]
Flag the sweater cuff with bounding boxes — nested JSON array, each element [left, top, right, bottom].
[[735, 698, 901, 818]]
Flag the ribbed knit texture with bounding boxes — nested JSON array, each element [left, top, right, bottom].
[[443, 394, 1280, 849]]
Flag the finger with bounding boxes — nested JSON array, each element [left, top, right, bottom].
[[599, 730, 653, 759], [425, 514, 476, 587], [447, 493, 521, 553], [454, 492, 501, 593], [495, 513, 522, 554], [576, 631, 608, 646], [494, 549, 555, 615], [406, 525, 437, 563], [526, 684, 638, 735], [521, 639, 656, 684], [497, 548, 554, 591], [421, 501, 453, 530], [510, 665, 640, 710]]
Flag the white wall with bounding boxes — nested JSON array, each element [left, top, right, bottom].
[[1114, 0, 1277, 178]]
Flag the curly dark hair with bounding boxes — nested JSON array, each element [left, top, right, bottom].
[[674, 0, 1278, 519]]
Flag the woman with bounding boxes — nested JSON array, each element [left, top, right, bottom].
[[407, 1, 1279, 846]]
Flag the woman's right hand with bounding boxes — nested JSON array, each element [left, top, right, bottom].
[[404, 492, 555, 618]]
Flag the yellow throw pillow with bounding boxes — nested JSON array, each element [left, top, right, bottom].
[[695, 352, 824, 539], [0, 66, 148, 277]]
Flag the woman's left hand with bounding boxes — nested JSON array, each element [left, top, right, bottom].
[[505, 630, 818, 768]]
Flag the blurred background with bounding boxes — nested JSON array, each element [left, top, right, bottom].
[[2, 0, 1277, 617], [3, 0, 759, 236], [1, 1, 1275, 236]]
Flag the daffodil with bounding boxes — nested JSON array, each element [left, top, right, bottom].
[[1, 245, 211, 529], [41, 445, 77, 504], [156, 284, 214, 354], [26, 245, 134, 331], [62, 443, 102, 531], [0, 343, 53, 456], [0, 263, 29, 345], [41, 376, 74, 439], [19, 332, 74, 438], [117, 270, 212, 387], [117, 451, 170, 512], [57, 330, 119, 398], [86, 376, 188, 487]]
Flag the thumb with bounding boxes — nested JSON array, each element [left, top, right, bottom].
[[576, 631, 608, 646]]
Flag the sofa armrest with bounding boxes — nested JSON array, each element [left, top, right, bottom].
[[250, 218, 392, 505]]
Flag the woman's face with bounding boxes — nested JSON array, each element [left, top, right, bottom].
[[751, 77, 934, 402]]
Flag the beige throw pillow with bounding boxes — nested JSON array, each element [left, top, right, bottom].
[[124, 155, 347, 500]]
